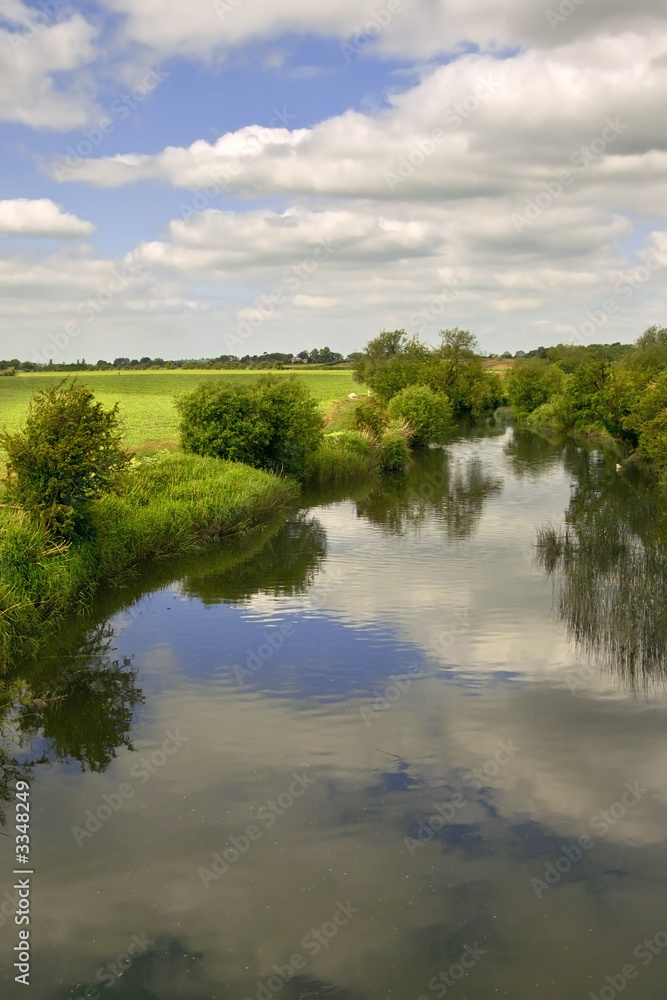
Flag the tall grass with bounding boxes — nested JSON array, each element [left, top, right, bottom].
[[0, 453, 297, 668], [306, 425, 411, 485], [307, 431, 380, 486]]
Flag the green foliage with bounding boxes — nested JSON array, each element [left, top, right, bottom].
[[353, 396, 389, 438], [0, 367, 16, 377], [505, 359, 565, 417], [177, 376, 324, 478], [387, 385, 453, 446], [0, 380, 129, 540], [307, 431, 379, 485], [379, 427, 411, 472], [354, 328, 502, 416], [0, 454, 298, 669], [625, 369, 667, 473]]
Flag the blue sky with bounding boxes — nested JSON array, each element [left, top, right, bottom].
[[1, 0, 667, 361]]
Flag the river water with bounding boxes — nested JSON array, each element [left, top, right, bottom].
[[3, 425, 667, 1000]]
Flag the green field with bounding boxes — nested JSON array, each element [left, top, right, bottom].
[[0, 370, 362, 454]]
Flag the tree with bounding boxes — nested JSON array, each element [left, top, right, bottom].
[[0, 380, 130, 539], [438, 328, 479, 362], [505, 358, 564, 417]]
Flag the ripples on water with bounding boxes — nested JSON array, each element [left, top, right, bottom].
[[2, 425, 667, 1000]]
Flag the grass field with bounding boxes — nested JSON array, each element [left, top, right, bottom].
[[0, 370, 362, 453]]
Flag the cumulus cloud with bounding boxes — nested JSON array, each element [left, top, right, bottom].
[[55, 34, 667, 222], [0, 198, 95, 237], [5, 1, 667, 357], [0, 5, 98, 128], [97, 0, 667, 60]]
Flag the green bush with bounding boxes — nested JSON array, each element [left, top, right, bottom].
[[387, 385, 453, 446], [0, 380, 129, 540], [379, 427, 411, 472], [0, 367, 16, 377], [177, 376, 324, 478], [505, 359, 564, 417], [353, 396, 389, 439]]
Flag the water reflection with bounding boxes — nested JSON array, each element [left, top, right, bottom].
[[181, 513, 327, 605], [355, 449, 503, 539], [536, 445, 667, 688], [3, 429, 667, 1000]]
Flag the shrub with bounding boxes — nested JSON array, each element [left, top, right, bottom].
[[353, 396, 389, 439], [379, 427, 410, 472], [0, 367, 16, 377], [0, 380, 129, 540], [387, 385, 453, 445], [505, 358, 564, 417], [177, 376, 324, 479]]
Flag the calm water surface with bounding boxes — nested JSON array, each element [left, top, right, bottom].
[[3, 426, 667, 1000]]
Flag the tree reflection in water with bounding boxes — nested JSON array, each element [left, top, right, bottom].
[[0, 513, 328, 827], [356, 448, 503, 540], [534, 440, 667, 689], [0, 620, 144, 827]]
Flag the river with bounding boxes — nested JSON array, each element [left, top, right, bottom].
[[2, 424, 667, 1000]]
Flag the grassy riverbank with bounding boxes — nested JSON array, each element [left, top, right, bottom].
[[0, 370, 361, 456], [0, 453, 298, 668]]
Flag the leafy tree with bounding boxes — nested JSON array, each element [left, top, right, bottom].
[[0, 380, 129, 539], [387, 385, 453, 445], [437, 327, 479, 362], [355, 328, 502, 416], [505, 358, 564, 417]]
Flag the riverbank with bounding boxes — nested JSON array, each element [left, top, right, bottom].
[[0, 453, 298, 669]]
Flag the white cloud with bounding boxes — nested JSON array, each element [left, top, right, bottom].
[[0, 6, 98, 128], [97, 0, 667, 60], [55, 34, 667, 222], [4, 3, 667, 357], [0, 198, 95, 237]]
